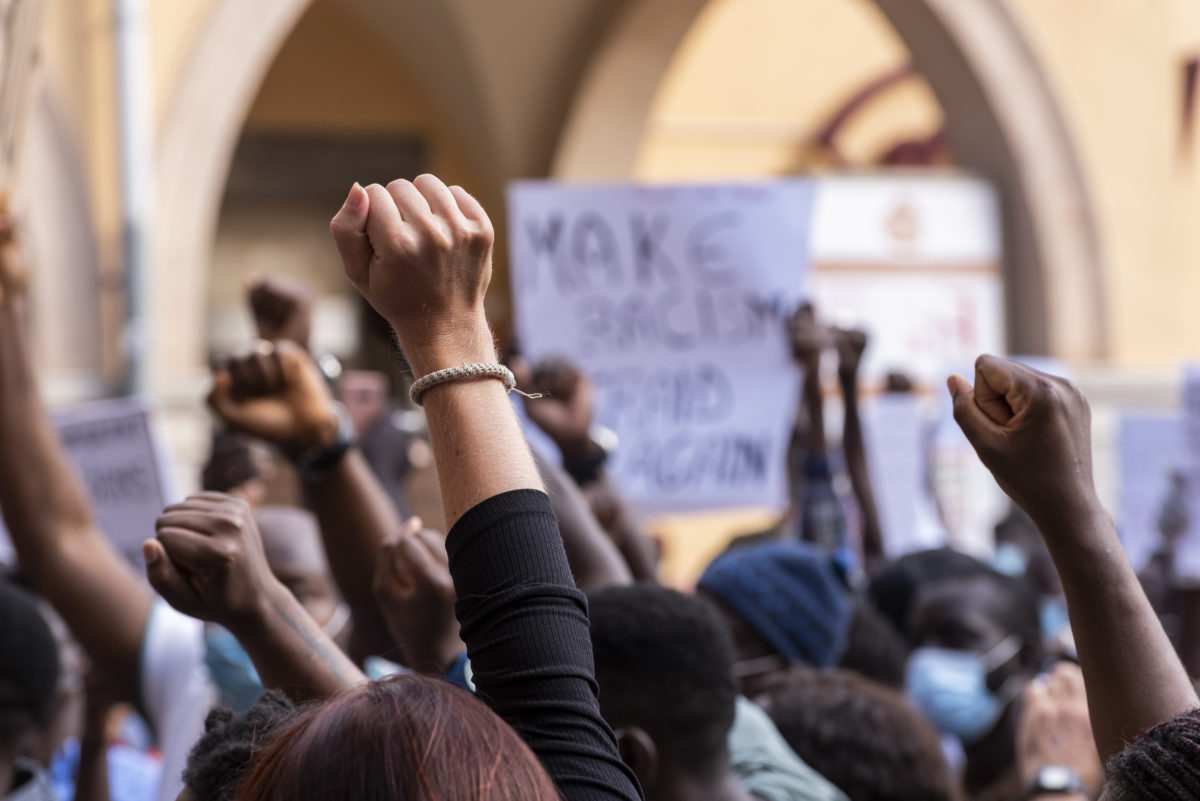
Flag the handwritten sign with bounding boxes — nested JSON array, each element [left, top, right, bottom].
[[508, 181, 815, 513], [0, 397, 174, 566], [862, 393, 948, 557], [1117, 411, 1184, 573], [1176, 368, 1200, 580]]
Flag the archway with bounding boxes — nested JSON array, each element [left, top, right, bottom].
[[554, 0, 1106, 360]]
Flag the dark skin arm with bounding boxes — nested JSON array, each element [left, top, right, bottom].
[[145, 492, 365, 702], [513, 356, 655, 584], [789, 305, 829, 460], [950, 356, 1198, 762], [72, 672, 115, 801], [0, 214, 149, 703], [208, 340, 401, 658], [835, 328, 884, 569]]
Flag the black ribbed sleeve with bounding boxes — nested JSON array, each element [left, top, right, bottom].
[[446, 489, 644, 801]]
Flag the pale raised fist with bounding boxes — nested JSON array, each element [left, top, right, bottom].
[[144, 493, 278, 628], [373, 518, 463, 675], [247, 276, 314, 349], [208, 339, 338, 457], [948, 356, 1098, 525], [329, 175, 495, 371]]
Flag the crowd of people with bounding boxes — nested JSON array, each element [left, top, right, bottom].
[[0, 172, 1196, 801]]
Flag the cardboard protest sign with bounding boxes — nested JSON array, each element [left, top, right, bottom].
[[1116, 411, 1184, 573], [508, 181, 815, 514], [0, 397, 174, 566]]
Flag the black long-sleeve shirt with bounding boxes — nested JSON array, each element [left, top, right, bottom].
[[446, 489, 644, 801]]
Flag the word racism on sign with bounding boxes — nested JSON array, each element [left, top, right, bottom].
[[0, 397, 172, 566], [508, 181, 815, 513]]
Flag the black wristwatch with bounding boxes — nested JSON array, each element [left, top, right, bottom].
[[294, 403, 357, 476], [1024, 766, 1088, 799]]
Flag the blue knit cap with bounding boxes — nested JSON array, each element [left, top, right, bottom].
[[698, 542, 852, 667]]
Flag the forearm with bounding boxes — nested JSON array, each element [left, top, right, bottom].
[[73, 729, 111, 801], [839, 373, 883, 564], [589, 472, 659, 581], [536, 452, 631, 590], [405, 318, 542, 528], [802, 359, 826, 457], [0, 303, 149, 697], [304, 450, 403, 656], [1038, 502, 1197, 760], [234, 582, 366, 703]]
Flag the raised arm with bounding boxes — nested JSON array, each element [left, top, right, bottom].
[[834, 328, 884, 569], [0, 214, 149, 701], [208, 341, 403, 658], [949, 355, 1197, 761], [145, 492, 364, 702], [330, 176, 643, 801], [512, 356, 658, 582]]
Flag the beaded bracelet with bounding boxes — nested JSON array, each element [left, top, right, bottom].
[[409, 363, 540, 406]]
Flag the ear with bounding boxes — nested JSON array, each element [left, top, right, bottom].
[[615, 726, 658, 789]]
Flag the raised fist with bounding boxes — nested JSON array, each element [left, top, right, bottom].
[[510, 356, 594, 461], [834, 327, 868, 380], [948, 356, 1098, 525], [208, 340, 338, 458], [247, 276, 314, 349], [329, 176, 495, 374], [373, 518, 463, 674], [144, 493, 279, 628], [0, 210, 28, 306], [787, 303, 832, 365]]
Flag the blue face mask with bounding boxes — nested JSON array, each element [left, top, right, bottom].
[[906, 636, 1021, 745], [203, 624, 264, 712], [991, 543, 1029, 578]]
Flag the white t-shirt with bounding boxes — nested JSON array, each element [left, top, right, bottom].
[[138, 601, 218, 801]]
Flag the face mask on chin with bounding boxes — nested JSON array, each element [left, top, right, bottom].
[[905, 635, 1023, 745]]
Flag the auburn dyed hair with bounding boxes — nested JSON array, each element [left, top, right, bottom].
[[236, 675, 559, 801]]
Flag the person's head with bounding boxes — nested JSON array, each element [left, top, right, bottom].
[[867, 547, 991, 644], [697, 542, 851, 697], [1103, 707, 1200, 801], [837, 598, 909, 690], [254, 506, 343, 636], [177, 690, 297, 801], [588, 584, 738, 796], [0, 580, 60, 768], [238, 676, 558, 801], [906, 569, 1042, 749], [760, 668, 958, 801]]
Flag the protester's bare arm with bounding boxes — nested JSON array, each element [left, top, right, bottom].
[[513, 356, 656, 582], [331, 178, 541, 524], [950, 355, 1198, 761], [835, 328, 884, 568], [208, 341, 400, 657], [146, 492, 365, 701], [789, 305, 828, 459], [0, 214, 149, 702], [536, 451, 632, 589]]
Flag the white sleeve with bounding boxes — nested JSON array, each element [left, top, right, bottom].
[[138, 599, 218, 801]]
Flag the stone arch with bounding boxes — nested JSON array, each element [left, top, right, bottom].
[[554, 0, 1106, 359]]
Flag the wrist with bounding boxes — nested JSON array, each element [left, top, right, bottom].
[[227, 578, 294, 637], [394, 312, 495, 378]]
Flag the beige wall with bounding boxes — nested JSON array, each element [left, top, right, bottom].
[[19, 0, 1200, 399]]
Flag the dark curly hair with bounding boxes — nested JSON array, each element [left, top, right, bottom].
[[1105, 707, 1200, 800], [760, 668, 958, 801], [181, 690, 298, 801], [837, 598, 909, 690]]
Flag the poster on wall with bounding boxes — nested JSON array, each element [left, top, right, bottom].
[[0, 396, 175, 566], [508, 181, 816, 514]]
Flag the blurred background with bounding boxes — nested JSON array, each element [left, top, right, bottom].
[[2, 0, 1198, 576]]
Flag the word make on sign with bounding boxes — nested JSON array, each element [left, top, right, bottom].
[[508, 181, 816, 515]]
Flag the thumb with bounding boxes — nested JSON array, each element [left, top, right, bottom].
[[948, 375, 1003, 457], [207, 370, 260, 434], [330, 183, 372, 287], [143, 540, 197, 612]]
